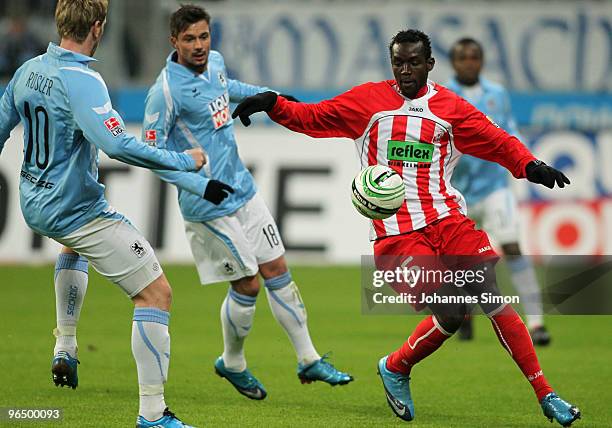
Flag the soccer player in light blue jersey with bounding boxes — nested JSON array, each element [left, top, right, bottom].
[[447, 38, 550, 345], [0, 1, 204, 426], [141, 5, 353, 399]]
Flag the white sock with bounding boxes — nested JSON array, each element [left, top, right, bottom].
[[264, 272, 320, 365], [221, 288, 256, 372], [132, 308, 170, 421], [53, 253, 88, 357], [508, 256, 544, 329]]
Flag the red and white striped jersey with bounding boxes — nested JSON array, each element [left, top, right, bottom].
[[269, 79, 535, 240]]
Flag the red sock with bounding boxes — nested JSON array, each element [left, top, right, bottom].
[[386, 315, 452, 374], [490, 305, 554, 401]]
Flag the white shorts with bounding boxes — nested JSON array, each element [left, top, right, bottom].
[[55, 215, 163, 297], [185, 193, 285, 285], [468, 187, 520, 246]]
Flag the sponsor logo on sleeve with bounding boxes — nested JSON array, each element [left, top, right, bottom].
[[104, 117, 125, 137]]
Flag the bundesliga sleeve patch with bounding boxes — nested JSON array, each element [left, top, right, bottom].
[[104, 117, 125, 137], [144, 129, 157, 145]]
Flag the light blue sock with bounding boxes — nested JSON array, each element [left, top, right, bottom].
[[132, 307, 170, 421], [54, 253, 88, 357], [221, 288, 257, 371], [264, 272, 319, 365]]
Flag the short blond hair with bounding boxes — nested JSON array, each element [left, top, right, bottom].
[[55, 0, 109, 43]]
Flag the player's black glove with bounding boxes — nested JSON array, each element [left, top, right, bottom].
[[232, 91, 278, 127], [525, 160, 570, 189], [203, 180, 234, 205], [279, 94, 300, 102]]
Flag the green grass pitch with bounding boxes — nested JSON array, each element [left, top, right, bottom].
[[1, 265, 611, 427]]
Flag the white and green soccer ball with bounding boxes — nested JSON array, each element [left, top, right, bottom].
[[351, 165, 405, 220]]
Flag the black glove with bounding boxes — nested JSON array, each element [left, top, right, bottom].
[[525, 160, 570, 189], [279, 93, 300, 102], [203, 180, 234, 205], [231, 91, 278, 127]]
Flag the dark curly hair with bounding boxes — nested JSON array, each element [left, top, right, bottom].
[[389, 29, 432, 59]]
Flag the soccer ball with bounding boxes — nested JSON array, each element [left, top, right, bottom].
[[351, 165, 405, 220]]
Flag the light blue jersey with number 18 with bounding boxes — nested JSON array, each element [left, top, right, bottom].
[[0, 43, 198, 238], [143, 50, 271, 222]]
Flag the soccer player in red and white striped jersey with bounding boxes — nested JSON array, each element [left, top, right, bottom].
[[232, 30, 579, 427]]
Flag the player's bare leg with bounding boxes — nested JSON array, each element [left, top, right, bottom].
[[501, 242, 550, 346], [214, 274, 267, 400], [260, 256, 353, 386], [51, 246, 88, 389]]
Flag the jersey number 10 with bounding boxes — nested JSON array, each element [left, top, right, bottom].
[[23, 101, 50, 170]]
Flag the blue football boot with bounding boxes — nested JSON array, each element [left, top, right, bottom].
[[136, 408, 195, 428], [51, 351, 79, 389], [377, 356, 414, 421], [541, 392, 581, 427], [214, 357, 267, 400], [297, 354, 353, 386]]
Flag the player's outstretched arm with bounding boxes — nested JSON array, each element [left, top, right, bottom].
[[451, 97, 570, 189], [149, 169, 234, 205], [141, 84, 228, 202], [450, 96, 535, 179], [97, 119, 205, 172], [232, 87, 368, 139], [232, 91, 278, 127], [226, 77, 299, 104], [203, 180, 234, 205], [61, 68, 203, 171], [525, 160, 570, 189]]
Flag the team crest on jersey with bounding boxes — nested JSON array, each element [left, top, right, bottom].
[[223, 261, 236, 275], [209, 93, 230, 129], [104, 117, 124, 137], [432, 127, 446, 145], [130, 240, 147, 258], [144, 129, 157, 146], [218, 72, 227, 88]]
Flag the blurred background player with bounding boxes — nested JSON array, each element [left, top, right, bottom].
[[0, 14, 45, 79], [232, 29, 579, 427], [446, 38, 551, 345], [0, 0, 207, 426], [142, 4, 352, 400]]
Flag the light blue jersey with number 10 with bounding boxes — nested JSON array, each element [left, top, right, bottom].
[[0, 43, 198, 238]]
